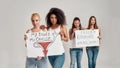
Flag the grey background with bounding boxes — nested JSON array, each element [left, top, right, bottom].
[[0, 0, 120, 68]]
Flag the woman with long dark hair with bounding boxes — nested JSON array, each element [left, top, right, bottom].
[[69, 17, 83, 68]]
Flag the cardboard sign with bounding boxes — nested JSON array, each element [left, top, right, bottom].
[[26, 31, 64, 57], [75, 29, 99, 47]]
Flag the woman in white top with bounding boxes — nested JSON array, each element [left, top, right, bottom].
[[46, 8, 68, 68], [24, 13, 47, 68], [69, 17, 84, 68]]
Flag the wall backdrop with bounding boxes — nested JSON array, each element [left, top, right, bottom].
[[0, 0, 120, 68]]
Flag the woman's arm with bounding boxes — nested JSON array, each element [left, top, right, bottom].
[[70, 29, 75, 40], [60, 25, 68, 42], [24, 29, 31, 41], [98, 27, 102, 40]]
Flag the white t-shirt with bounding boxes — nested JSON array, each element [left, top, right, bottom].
[[48, 26, 65, 55]]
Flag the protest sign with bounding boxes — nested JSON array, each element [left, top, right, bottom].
[[75, 30, 99, 47]]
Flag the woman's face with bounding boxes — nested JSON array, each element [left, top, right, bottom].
[[74, 20, 80, 28], [50, 14, 57, 25], [31, 16, 40, 26], [91, 18, 96, 25]]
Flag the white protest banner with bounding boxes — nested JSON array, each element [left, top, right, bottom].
[[75, 29, 99, 47], [26, 30, 64, 57]]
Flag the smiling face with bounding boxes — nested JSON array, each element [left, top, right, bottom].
[[50, 14, 57, 25], [74, 20, 80, 28], [31, 15, 40, 27]]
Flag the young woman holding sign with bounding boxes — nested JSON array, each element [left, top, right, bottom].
[[46, 7, 68, 68], [86, 16, 101, 68], [69, 17, 84, 68], [24, 13, 47, 68]]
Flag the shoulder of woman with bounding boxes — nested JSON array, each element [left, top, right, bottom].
[[60, 25, 67, 29]]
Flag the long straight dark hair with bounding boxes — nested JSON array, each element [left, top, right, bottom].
[[69, 17, 82, 37], [71, 17, 82, 33]]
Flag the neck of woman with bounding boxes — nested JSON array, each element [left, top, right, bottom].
[[90, 25, 94, 29], [76, 27, 80, 30], [33, 25, 40, 29], [52, 24, 59, 29]]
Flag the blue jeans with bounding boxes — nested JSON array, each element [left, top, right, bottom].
[[26, 57, 47, 68], [86, 46, 99, 68], [70, 48, 83, 68], [48, 53, 65, 68]]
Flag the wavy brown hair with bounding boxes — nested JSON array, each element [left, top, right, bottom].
[[87, 16, 98, 29]]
